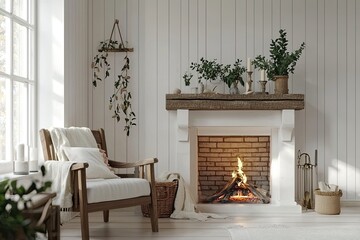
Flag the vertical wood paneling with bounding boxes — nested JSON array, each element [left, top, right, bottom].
[[87, 0, 360, 200], [246, 0, 254, 66], [64, 0, 89, 127], [114, 0, 128, 169], [206, 0, 222, 92], [253, 0, 263, 92], [198, 0, 206, 65], [103, 0, 116, 160], [221, 0, 235, 94], [270, 0, 281, 94], [324, 0, 338, 183], [168, 0, 181, 170], [337, 0, 347, 196], [91, 0, 105, 130], [305, 0, 318, 170], [126, 0, 140, 165], [138, 0, 146, 159], [157, 0, 170, 173], [180, 0, 189, 91], [235, 0, 247, 94], [356, 0, 360, 199], [280, 0, 293, 91], [317, 0, 326, 184], [142, 0, 158, 160], [346, 0, 356, 199], [189, 0, 198, 75], [293, 0, 306, 158]]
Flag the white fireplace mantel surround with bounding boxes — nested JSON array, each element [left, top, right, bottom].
[[175, 109, 302, 215]]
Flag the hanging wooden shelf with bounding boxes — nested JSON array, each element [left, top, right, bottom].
[[103, 48, 134, 52], [102, 19, 134, 52]]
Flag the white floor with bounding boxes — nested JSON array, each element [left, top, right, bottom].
[[60, 206, 360, 239]]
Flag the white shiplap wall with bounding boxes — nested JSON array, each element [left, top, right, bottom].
[[88, 0, 360, 200]]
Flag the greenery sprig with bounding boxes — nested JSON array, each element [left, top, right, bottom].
[[91, 39, 120, 87], [0, 166, 52, 240], [184, 58, 223, 86], [183, 58, 246, 89], [252, 29, 305, 80], [222, 59, 246, 88], [109, 55, 136, 136], [91, 40, 136, 136]]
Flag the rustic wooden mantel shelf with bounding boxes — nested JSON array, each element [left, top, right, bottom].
[[166, 93, 304, 110]]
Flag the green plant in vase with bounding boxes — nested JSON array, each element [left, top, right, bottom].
[[222, 59, 246, 94], [183, 58, 223, 93], [252, 29, 305, 94]]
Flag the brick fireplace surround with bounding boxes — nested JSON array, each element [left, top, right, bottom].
[[166, 94, 304, 215], [198, 135, 270, 202]]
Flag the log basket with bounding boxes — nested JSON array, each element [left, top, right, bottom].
[[142, 180, 178, 218], [314, 189, 342, 215]]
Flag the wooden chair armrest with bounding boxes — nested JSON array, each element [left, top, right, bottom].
[[70, 162, 89, 171], [108, 158, 158, 169]]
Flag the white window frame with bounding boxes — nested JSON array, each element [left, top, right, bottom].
[[0, 0, 36, 173]]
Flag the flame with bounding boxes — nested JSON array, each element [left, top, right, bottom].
[[232, 157, 247, 183]]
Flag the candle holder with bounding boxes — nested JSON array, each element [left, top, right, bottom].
[[246, 71, 254, 94], [258, 80, 268, 94]]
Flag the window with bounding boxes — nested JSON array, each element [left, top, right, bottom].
[[0, 0, 35, 162]]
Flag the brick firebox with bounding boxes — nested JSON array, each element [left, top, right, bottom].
[[198, 135, 270, 202]]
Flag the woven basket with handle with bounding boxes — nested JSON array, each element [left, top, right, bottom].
[[141, 180, 178, 218]]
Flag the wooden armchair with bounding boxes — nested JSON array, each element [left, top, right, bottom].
[[39, 128, 158, 240]]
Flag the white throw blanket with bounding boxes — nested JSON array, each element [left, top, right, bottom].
[[157, 172, 226, 221], [44, 161, 76, 223], [47, 127, 98, 222], [49, 127, 98, 161]]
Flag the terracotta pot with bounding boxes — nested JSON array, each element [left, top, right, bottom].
[[273, 75, 289, 94]]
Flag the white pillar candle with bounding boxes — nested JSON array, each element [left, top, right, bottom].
[[30, 147, 38, 161], [17, 144, 25, 161], [29, 160, 38, 172], [247, 58, 252, 72], [14, 161, 29, 175], [260, 70, 266, 81], [29, 147, 38, 172]]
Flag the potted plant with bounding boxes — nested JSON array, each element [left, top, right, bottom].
[[183, 57, 223, 92], [222, 59, 246, 94], [0, 166, 52, 239], [252, 29, 305, 94]]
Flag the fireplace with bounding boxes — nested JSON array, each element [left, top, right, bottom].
[[166, 94, 304, 214], [198, 135, 271, 203]]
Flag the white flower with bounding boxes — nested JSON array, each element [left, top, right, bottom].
[[11, 194, 20, 202], [17, 200, 25, 210], [5, 203, 12, 212]]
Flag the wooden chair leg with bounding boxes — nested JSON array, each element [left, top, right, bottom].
[[79, 205, 89, 240], [103, 210, 109, 222], [150, 195, 159, 232], [78, 170, 90, 240]]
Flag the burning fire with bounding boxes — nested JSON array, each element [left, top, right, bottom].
[[232, 157, 247, 184], [205, 156, 270, 204]]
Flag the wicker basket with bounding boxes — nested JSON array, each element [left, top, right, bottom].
[[141, 180, 178, 218], [314, 189, 342, 215]]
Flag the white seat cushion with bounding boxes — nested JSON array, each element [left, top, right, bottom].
[[86, 178, 151, 204]]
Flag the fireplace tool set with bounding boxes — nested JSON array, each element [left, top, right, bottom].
[[297, 150, 318, 209]]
